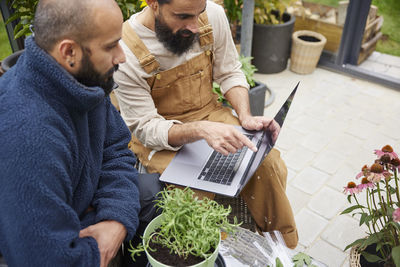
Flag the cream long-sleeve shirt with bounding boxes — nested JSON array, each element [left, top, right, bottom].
[[114, 1, 249, 151]]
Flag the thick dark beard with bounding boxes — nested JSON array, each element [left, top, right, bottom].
[[74, 48, 118, 96], [155, 16, 198, 55]]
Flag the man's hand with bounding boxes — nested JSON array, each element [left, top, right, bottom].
[[198, 121, 257, 155], [79, 220, 127, 267], [240, 115, 281, 143]]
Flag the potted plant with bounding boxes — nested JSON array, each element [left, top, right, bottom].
[[129, 187, 240, 267], [250, 0, 297, 74], [212, 55, 268, 116], [341, 145, 400, 267]]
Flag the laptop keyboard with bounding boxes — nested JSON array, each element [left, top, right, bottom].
[[197, 134, 253, 185]]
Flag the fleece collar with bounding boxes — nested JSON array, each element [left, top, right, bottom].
[[21, 37, 106, 112]]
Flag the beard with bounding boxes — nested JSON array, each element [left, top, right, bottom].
[[74, 48, 118, 96], [155, 16, 198, 55]]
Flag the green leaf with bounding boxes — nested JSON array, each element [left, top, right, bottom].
[[275, 257, 284, 267], [4, 12, 20, 25], [344, 238, 367, 251], [292, 252, 312, 265], [361, 233, 381, 248], [361, 251, 382, 262], [341, 205, 365, 215], [392, 246, 400, 267], [360, 213, 367, 226]]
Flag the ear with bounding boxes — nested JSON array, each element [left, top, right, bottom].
[[53, 39, 82, 73], [146, 0, 158, 11]]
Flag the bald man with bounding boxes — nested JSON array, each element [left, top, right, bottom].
[[0, 0, 162, 266]]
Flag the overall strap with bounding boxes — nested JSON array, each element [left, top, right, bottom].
[[198, 11, 214, 48], [122, 21, 160, 74]]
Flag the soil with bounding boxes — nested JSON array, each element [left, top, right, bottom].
[[147, 230, 215, 267]]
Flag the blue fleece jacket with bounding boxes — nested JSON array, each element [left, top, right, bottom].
[[0, 37, 140, 266]]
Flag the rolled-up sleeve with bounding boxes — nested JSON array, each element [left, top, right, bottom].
[[210, 3, 249, 95]]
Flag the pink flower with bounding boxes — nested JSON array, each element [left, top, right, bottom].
[[344, 182, 360, 195], [357, 177, 375, 191], [393, 208, 400, 222], [375, 145, 398, 161], [391, 158, 400, 171], [356, 165, 370, 179], [366, 163, 390, 183]]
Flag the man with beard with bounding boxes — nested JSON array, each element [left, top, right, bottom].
[[114, 0, 298, 258], [0, 0, 162, 266]]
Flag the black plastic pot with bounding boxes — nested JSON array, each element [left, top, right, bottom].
[[1, 50, 24, 72], [251, 13, 296, 74], [249, 81, 267, 116]]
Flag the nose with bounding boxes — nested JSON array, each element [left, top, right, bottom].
[[185, 19, 199, 34], [113, 43, 126, 65]]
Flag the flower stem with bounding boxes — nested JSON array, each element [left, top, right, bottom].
[[394, 169, 400, 203], [355, 195, 372, 234]]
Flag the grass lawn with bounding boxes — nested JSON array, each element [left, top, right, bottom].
[[304, 0, 400, 57], [0, 16, 13, 61]]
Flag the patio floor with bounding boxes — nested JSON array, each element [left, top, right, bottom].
[[255, 53, 400, 266]]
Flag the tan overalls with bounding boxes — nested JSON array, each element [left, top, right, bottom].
[[120, 12, 298, 248]]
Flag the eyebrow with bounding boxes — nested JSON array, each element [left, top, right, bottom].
[[173, 3, 207, 18], [104, 38, 121, 48]]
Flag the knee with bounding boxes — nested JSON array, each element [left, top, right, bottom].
[[263, 149, 288, 184], [137, 173, 164, 222]]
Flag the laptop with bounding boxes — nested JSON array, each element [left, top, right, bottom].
[[160, 82, 299, 197]]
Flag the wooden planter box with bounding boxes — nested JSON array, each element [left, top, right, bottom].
[[293, 2, 383, 65]]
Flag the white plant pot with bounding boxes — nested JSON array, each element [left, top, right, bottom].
[[143, 215, 221, 267]]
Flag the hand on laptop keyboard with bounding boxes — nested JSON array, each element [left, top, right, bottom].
[[197, 121, 257, 156]]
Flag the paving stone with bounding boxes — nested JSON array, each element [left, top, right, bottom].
[[276, 126, 305, 152], [308, 187, 348, 220], [359, 60, 390, 73], [291, 114, 323, 135], [301, 132, 330, 153], [318, 117, 349, 138], [295, 209, 329, 247], [378, 120, 400, 140], [377, 53, 400, 68], [287, 185, 311, 215], [325, 134, 363, 157], [306, 239, 347, 267], [312, 150, 346, 175], [386, 66, 400, 79], [346, 119, 379, 140], [341, 255, 350, 267], [292, 167, 329, 195], [321, 215, 367, 251], [287, 167, 297, 183], [282, 146, 316, 172], [359, 109, 386, 125], [327, 162, 357, 192]]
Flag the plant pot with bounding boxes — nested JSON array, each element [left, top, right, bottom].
[[1, 50, 24, 72], [350, 244, 389, 267], [249, 81, 267, 116], [290, 30, 327, 74], [251, 13, 296, 74], [143, 215, 221, 267]]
